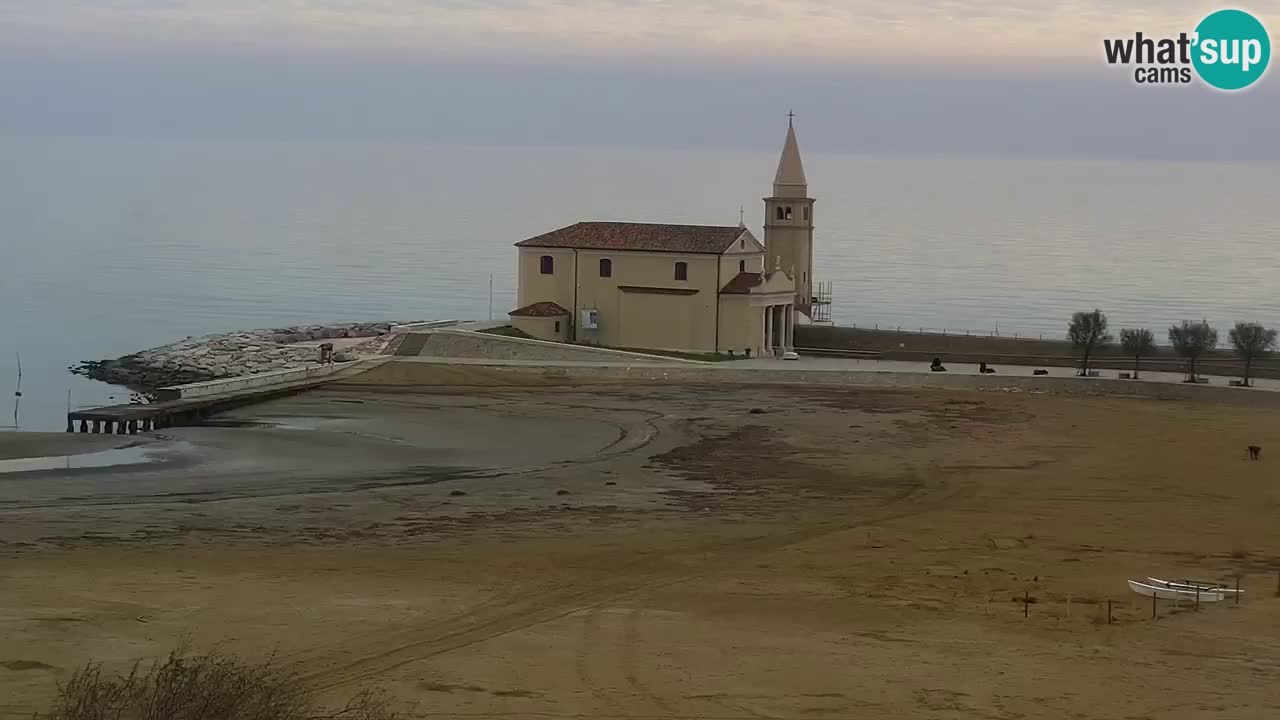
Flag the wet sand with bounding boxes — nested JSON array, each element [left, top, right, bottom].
[[0, 433, 136, 461], [2, 384, 1279, 719]]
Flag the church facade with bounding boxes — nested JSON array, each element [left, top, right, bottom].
[[510, 119, 817, 357]]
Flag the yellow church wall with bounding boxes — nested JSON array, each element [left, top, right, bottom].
[[574, 250, 718, 352], [616, 292, 696, 351], [719, 251, 765, 280], [511, 314, 568, 343], [717, 297, 764, 357], [516, 248, 576, 312]]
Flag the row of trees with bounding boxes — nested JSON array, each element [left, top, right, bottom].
[[1067, 310, 1278, 386]]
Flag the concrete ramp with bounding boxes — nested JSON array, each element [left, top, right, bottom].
[[392, 334, 431, 357], [397, 329, 705, 364]]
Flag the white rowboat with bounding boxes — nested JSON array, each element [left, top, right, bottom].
[[1128, 580, 1224, 602], [1148, 577, 1242, 594]]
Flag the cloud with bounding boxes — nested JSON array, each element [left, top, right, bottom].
[[6, 1, 1278, 64]]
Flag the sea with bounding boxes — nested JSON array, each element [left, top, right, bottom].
[[2, 137, 1278, 430]]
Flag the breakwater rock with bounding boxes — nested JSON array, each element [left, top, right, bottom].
[[73, 321, 412, 390]]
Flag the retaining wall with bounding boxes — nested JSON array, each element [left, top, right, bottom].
[[407, 329, 704, 364], [155, 362, 355, 400], [335, 359, 1280, 408]]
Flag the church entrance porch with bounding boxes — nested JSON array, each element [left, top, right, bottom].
[[763, 303, 795, 358]]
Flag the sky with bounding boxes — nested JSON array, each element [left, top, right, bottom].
[[2, 1, 1278, 160]]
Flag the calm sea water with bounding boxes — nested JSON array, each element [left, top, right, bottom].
[[2, 137, 1278, 430]]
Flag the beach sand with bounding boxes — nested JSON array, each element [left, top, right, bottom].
[[2, 383, 1278, 719]]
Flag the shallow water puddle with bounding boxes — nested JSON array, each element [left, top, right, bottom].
[[0, 444, 169, 474], [202, 417, 338, 431]]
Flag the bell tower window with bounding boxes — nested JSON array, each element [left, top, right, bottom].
[[674, 262, 688, 281], [539, 255, 554, 274], [784, 206, 793, 220]]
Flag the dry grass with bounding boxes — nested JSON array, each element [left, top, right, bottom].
[[36, 647, 401, 720]]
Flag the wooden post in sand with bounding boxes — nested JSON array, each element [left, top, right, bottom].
[[1107, 600, 1113, 625], [1152, 593, 1157, 620], [1235, 575, 1241, 605], [1024, 591, 1029, 618]]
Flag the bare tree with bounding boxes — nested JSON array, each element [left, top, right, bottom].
[[1119, 328, 1155, 379], [1168, 320, 1218, 383], [1067, 309, 1111, 377], [1228, 322, 1277, 387]]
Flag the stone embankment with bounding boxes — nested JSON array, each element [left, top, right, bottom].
[[73, 321, 411, 390]]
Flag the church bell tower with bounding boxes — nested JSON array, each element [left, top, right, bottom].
[[763, 113, 816, 313]]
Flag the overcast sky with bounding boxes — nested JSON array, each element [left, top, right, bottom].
[[2, 1, 1278, 160]]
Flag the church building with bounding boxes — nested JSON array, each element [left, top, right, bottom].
[[510, 118, 818, 357]]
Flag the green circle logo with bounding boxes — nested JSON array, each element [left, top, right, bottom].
[[1192, 9, 1271, 90]]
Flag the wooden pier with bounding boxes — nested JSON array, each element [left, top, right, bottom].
[[65, 363, 379, 434]]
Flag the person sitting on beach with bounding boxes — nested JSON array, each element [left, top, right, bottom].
[[979, 362, 996, 374], [930, 357, 947, 372]]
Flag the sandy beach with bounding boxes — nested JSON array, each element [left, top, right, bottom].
[[2, 381, 1279, 719]]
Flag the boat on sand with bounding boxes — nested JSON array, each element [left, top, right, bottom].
[[1147, 577, 1242, 595], [1128, 579, 1224, 602]]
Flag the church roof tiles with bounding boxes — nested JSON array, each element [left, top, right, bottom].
[[509, 301, 569, 317], [719, 271, 767, 294], [719, 271, 792, 294], [516, 222, 747, 255]]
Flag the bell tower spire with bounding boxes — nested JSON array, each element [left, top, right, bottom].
[[773, 111, 807, 199], [763, 113, 816, 312]]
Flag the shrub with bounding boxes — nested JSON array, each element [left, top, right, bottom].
[[37, 646, 400, 720]]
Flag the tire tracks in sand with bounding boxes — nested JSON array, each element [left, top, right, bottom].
[[295, 473, 969, 695]]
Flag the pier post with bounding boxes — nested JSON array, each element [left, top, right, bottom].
[[80, 419, 89, 433], [128, 420, 137, 435], [116, 420, 126, 435], [94, 420, 104, 434]]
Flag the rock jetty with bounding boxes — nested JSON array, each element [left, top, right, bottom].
[[73, 321, 411, 390]]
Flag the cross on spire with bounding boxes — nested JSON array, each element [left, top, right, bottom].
[[738, 206, 745, 228], [787, 110, 795, 127]]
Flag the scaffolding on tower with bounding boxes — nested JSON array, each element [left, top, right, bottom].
[[809, 280, 834, 325]]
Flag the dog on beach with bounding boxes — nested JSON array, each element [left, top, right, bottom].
[[1247, 445, 1261, 461]]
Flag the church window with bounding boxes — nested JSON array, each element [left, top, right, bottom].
[[775, 206, 785, 221], [539, 255, 554, 274], [784, 206, 793, 220], [674, 262, 688, 281], [739, 239, 744, 249], [803, 206, 809, 221], [599, 258, 612, 278], [739, 260, 745, 272], [554, 321, 561, 333]]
